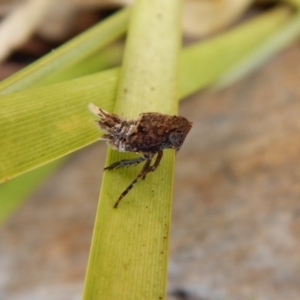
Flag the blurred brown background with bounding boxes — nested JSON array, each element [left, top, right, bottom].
[[1, 1, 300, 300]]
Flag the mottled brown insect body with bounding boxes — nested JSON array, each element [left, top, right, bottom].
[[89, 103, 192, 208]]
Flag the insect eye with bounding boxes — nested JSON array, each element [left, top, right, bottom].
[[169, 131, 183, 149]]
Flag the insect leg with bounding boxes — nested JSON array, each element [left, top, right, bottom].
[[142, 150, 163, 180], [105, 156, 147, 170], [113, 159, 152, 208]]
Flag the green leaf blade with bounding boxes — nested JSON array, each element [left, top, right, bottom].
[[0, 69, 119, 181]]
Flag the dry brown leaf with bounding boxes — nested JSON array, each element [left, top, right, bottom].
[[0, 0, 53, 62], [183, 0, 253, 37]]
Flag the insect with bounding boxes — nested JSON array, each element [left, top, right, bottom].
[[88, 103, 192, 208]]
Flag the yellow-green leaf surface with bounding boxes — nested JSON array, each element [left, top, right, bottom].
[[0, 6, 293, 184], [41, 43, 124, 86], [0, 69, 119, 182], [0, 44, 123, 225], [83, 0, 182, 299], [0, 7, 127, 222]]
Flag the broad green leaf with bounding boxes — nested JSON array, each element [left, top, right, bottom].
[[0, 7, 127, 224], [41, 43, 124, 86], [0, 68, 119, 182], [0, 6, 292, 184], [0, 42, 123, 225], [82, 0, 182, 299]]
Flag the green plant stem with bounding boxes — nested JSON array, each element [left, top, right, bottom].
[[82, 1, 182, 299]]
